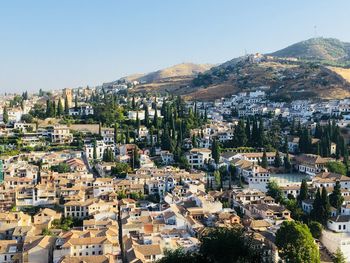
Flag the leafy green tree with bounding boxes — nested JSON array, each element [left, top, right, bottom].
[[308, 221, 323, 239], [21, 114, 33, 123], [275, 221, 320, 263], [102, 148, 114, 162], [329, 181, 344, 211], [266, 180, 284, 203], [157, 248, 203, 263], [111, 162, 130, 177], [333, 248, 346, 263], [326, 161, 347, 175], [200, 227, 262, 263], [51, 162, 71, 173]]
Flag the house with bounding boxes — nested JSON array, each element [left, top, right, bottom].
[[244, 165, 270, 192], [22, 236, 56, 263], [33, 208, 62, 230], [0, 240, 21, 263], [313, 171, 350, 190], [185, 148, 212, 169], [48, 125, 73, 144], [68, 105, 94, 116], [327, 215, 350, 233], [294, 154, 330, 176]]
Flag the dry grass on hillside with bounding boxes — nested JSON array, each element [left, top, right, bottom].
[[328, 66, 350, 82]]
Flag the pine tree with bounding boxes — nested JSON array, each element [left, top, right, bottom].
[[261, 149, 268, 168], [329, 181, 344, 211]]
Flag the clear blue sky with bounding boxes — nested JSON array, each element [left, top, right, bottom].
[[1, 0, 350, 93]]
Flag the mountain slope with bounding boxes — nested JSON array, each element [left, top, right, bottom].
[[118, 63, 213, 85], [120, 37, 350, 101], [270, 37, 350, 63]]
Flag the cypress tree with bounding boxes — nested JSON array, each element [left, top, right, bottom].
[[64, 96, 69, 114], [321, 186, 331, 225], [192, 134, 198, 148], [57, 98, 63, 116], [311, 188, 323, 224], [257, 118, 265, 147], [153, 108, 158, 129], [297, 179, 308, 204], [233, 119, 247, 147], [2, 106, 8, 124], [274, 150, 282, 167], [114, 123, 118, 144], [211, 139, 221, 166], [329, 181, 344, 211], [245, 118, 251, 144], [93, 139, 97, 160], [251, 118, 258, 146], [144, 104, 149, 127], [125, 126, 130, 144], [261, 149, 268, 168], [74, 95, 78, 109]]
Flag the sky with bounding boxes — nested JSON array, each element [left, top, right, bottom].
[[1, 0, 350, 93]]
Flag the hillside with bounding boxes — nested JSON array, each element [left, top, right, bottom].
[[270, 37, 350, 65], [119, 63, 212, 84], [187, 55, 350, 100], [122, 38, 350, 101]]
